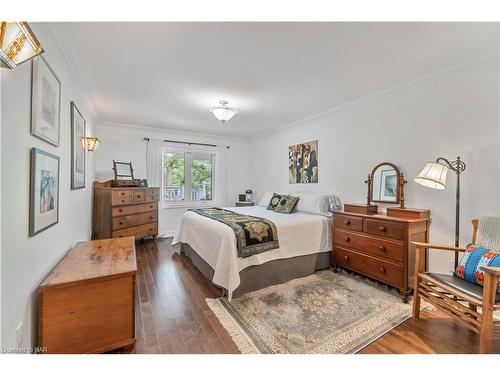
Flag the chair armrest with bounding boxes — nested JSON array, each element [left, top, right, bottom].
[[411, 242, 467, 252], [481, 266, 500, 276]]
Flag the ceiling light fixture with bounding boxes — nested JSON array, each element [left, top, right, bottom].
[[209, 100, 238, 124], [0, 22, 43, 69]]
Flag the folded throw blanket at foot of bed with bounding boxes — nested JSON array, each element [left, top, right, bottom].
[[188, 208, 279, 258]]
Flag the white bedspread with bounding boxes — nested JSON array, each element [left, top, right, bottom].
[[172, 206, 331, 299]]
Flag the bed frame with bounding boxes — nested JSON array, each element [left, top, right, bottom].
[[180, 243, 332, 298]]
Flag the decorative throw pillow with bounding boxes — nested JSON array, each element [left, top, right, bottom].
[[273, 195, 300, 214], [455, 243, 500, 291], [267, 193, 282, 210]]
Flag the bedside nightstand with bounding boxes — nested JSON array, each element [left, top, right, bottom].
[[235, 202, 255, 207]]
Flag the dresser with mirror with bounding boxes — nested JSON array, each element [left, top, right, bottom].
[[333, 162, 431, 302]]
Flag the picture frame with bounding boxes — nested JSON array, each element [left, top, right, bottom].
[[29, 148, 60, 236], [31, 55, 61, 147], [288, 140, 318, 184], [71, 101, 86, 189], [380, 168, 398, 201]]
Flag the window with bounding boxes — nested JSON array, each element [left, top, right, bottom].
[[163, 148, 215, 203]]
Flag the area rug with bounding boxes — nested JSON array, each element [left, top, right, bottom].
[[206, 270, 430, 354]]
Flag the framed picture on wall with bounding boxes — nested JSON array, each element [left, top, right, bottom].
[[288, 140, 318, 184], [29, 148, 60, 236], [71, 101, 86, 189], [31, 55, 61, 146]]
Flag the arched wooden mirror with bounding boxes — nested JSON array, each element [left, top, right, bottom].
[[366, 162, 407, 208]]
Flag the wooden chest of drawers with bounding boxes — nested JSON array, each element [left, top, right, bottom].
[[92, 181, 160, 240], [332, 210, 430, 302], [38, 237, 136, 353]]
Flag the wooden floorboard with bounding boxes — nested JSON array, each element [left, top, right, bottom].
[[121, 238, 499, 354]]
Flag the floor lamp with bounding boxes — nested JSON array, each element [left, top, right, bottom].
[[414, 156, 467, 268]]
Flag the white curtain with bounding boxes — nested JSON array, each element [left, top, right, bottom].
[[146, 139, 165, 236]]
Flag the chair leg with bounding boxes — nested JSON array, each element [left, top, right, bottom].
[[412, 247, 425, 319], [412, 291, 421, 319], [479, 273, 496, 354]]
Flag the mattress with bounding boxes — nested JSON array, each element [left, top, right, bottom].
[[172, 206, 332, 299]]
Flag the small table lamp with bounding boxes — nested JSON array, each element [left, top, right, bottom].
[[414, 157, 466, 267]]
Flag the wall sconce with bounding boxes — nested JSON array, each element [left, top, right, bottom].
[[80, 137, 101, 152], [0, 22, 43, 69]]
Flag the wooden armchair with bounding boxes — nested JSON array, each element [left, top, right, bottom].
[[412, 218, 500, 353]]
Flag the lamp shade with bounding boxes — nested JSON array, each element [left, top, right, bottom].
[[209, 100, 238, 124], [80, 136, 101, 152], [414, 162, 448, 189], [0, 22, 43, 69]]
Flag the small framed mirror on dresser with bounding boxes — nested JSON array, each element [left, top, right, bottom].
[[366, 162, 407, 208]]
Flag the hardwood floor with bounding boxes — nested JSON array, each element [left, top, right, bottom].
[[124, 238, 499, 354]]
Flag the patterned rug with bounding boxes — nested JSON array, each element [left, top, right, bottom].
[[206, 270, 430, 354]]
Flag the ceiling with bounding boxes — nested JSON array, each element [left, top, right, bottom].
[[48, 22, 499, 139]]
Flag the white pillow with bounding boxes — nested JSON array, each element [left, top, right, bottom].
[[293, 192, 341, 216], [257, 192, 275, 207]]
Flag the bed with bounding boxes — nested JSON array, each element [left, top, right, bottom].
[[172, 192, 340, 299]]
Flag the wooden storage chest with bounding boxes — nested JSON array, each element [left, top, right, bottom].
[[38, 237, 137, 353]]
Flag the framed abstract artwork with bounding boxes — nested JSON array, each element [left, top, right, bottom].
[[288, 140, 318, 184], [70, 101, 86, 189], [29, 148, 60, 236], [31, 55, 61, 146]]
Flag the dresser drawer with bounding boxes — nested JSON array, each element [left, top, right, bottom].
[[364, 219, 405, 240], [334, 229, 404, 263], [111, 190, 133, 206], [113, 211, 158, 230], [146, 188, 160, 202], [132, 190, 146, 203], [334, 214, 363, 232], [112, 202, 158, 217], [113, 222, 158, 239], [335, 247, 403, 287]]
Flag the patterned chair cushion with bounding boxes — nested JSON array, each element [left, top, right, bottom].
[[455, 243, 500, 291]]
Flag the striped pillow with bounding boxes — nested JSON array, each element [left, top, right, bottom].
[[455, 243, 500, 290]]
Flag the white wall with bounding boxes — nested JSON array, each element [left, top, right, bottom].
[[249, 60, 500, 273], [95, 123, 252, 236], [1, 24, 97, 350]]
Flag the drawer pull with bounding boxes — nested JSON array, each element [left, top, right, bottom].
[[343, 220, 350, 225], [378, 226, 386, 232], [378, 267, 386, 273], [343, 255, 349, 261], [119, 209, 123, 213], [121, 192, 125, 196], [378, 245, 386, 251], [119, 221, 124, 225], [345, 236, 351, 242], [121, 199, 125, 203], [150, 216, 154, 220]]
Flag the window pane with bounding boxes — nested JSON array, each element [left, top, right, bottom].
[[191, 153, 213, 201], [163, 152, 185, 201]]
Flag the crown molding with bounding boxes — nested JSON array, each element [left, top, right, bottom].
[[250, 50, 500, 142], [99, 121, 249, 143]]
